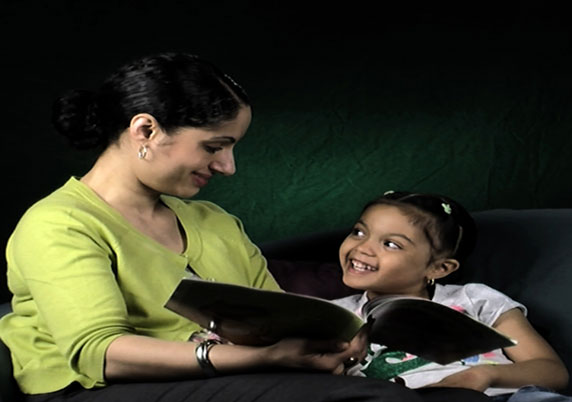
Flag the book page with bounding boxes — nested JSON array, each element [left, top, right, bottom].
[[363, 296, 516, 364], [165, 278, 365, 345]]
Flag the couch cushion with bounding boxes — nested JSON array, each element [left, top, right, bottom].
[[0, 303, 22, 401], [457, 209, 572, 395]]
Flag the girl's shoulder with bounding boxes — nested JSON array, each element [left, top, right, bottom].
[[434, 283, 526, 325], [435, 282, 510, 300]]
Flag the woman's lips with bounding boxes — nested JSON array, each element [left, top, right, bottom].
[[192, 173, 212, 188]]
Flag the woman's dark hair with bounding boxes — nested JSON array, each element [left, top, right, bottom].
[[362, 191, 477, 263], [52, 52, 250, 150]]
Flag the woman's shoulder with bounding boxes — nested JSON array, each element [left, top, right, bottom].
[[14, 177, 128, 237], [19, 177, 96, 219]]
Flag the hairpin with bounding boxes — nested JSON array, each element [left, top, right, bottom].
[[384, 190, 395, 195], [441, 203, 452, 215]]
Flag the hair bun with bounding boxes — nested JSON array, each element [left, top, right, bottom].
[[51, 89, 105, 150]]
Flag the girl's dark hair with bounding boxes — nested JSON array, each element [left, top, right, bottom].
[[363, 191, 477, 263], [52, 52, 250, 150]]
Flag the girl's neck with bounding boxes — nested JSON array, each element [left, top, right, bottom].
[[366, 287, 432, 301]]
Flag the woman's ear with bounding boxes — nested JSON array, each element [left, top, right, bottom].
[[430, 258, 460, 280], [128, 113, 160, 141]]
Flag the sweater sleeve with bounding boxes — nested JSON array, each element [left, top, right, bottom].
[[7, 203, 132, 383]]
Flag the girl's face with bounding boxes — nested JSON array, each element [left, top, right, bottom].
[[338, 204, 437, 299], [137, 106, 252, 198]]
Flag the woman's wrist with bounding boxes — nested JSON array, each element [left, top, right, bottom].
[[195, 340, 221, 377], [202, 342, 275, 374]]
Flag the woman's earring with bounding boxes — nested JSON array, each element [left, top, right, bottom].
[[427, 278, 435, 286], [138, 145, 148, 160]]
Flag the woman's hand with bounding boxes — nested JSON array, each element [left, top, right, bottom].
[[424, 366, 493, 392], [263, 328, 369, 375]]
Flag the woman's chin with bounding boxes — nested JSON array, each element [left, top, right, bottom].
[[165, 186, 201, 199]]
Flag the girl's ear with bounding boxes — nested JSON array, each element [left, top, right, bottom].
[[429, 258, 460, 281]]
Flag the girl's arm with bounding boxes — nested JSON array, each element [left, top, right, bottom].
[[486, 308, 569, 390], [428, 308, 569, 392]]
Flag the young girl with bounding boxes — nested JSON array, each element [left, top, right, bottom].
[[334, 191, 571, 401]]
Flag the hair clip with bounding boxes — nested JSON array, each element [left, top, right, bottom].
[[384, 190, 395, 195], [441, 203, 452, 215]]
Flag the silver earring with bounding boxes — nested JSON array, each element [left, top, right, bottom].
[[427, 278, 435, 286], [138, 145, 148, 159]]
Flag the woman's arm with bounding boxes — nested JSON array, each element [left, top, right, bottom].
[[428, 308, 569, 392], [104, 331, 369, 380]]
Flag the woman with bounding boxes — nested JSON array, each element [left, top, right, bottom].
[[0, 52, 490, 402]]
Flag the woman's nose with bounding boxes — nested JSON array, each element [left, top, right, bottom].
[[210, 150, 236, 176]]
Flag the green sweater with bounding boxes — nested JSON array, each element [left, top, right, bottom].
[[0, 177, 280, 394]]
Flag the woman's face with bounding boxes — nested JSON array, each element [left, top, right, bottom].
[[138, 106, 252, 198], [338, 204, 436, 299]]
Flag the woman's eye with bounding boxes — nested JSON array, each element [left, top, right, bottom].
[[204, 145, 223, 154]]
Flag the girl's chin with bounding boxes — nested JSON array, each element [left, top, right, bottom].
[[342, 275, 369, 291]]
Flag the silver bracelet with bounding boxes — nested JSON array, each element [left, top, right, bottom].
[[195, 339, 220, 377]]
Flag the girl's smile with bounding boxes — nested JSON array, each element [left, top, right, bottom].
[[349, 258, 378, 273], [339, 204, 437, 299]]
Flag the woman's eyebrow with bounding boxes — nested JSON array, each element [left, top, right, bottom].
[[205, 136, 236, 144]]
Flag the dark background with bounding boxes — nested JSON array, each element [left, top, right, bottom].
[[2, 1, 572, 302]]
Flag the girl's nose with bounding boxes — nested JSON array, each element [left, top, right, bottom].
[[354, 238, 376, 256]]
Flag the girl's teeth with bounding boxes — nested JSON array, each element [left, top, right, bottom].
[[351, 260, 377, 271]]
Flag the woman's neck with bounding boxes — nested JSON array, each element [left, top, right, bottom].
[[81, 149, 162, 217]]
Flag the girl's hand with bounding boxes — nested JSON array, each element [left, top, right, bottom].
[[425, 366, 493, 392]]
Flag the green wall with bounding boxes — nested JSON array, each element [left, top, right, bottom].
[[2, 2, 572, 300], [198, 16, 572, 242]]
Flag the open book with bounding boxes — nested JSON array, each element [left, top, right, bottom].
[[165, 278, 516, 364]]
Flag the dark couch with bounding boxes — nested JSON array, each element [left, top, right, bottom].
[[2, 208, 572, 400]]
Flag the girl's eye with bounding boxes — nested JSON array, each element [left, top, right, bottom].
[[350, 227, 365, 237], [384, 240, 401, 250]]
